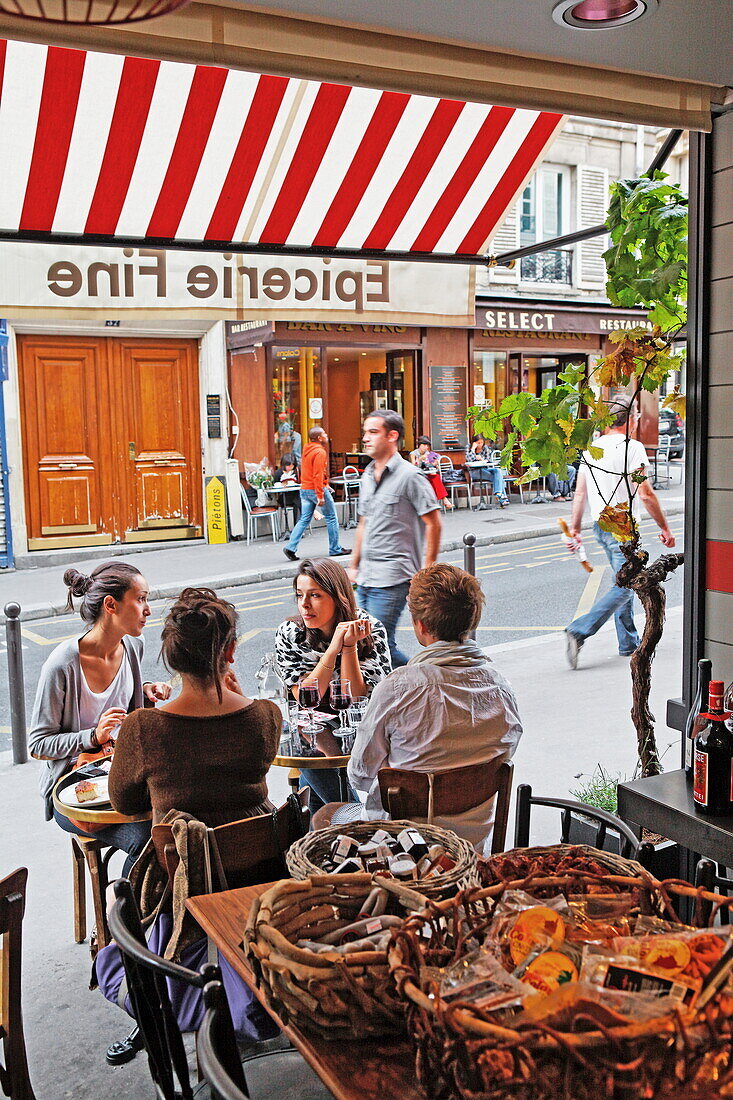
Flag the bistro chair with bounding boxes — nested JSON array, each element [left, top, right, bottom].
[[336, 465, 361, 529], [514, 782, 654, 866], [198, 980, 330, 1100], [438, 456, 471, 509], [240, 485, 280, 544], [377, 759, 514, 854], [655, 434, 683, 488], [0, 868, 36, 1100], [695, 857, 732, 924], [152, 792, 311, 893]]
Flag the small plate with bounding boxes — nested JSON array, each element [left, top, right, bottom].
[[59, 775, 111, 809]]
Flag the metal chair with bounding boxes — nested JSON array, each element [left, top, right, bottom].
[[0, 869, 36, 1100], [513, 782, 654, 865], [655, 434, 683, 488], [695, 857, 733, 924], [438, 456, 471, 509], [336, 465, 361, 529], [377, 759, 514, 854], [241, 484, 280, 544]]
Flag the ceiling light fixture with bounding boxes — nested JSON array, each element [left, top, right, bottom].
[[552, 0, 657, 28], [0, 0, 192, 24]]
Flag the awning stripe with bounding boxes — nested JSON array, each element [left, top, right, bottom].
[[0, 38, 565, 260], [20, 47, 86, 233], [84, 56, 160, 235], [146, 65, 228, 239]]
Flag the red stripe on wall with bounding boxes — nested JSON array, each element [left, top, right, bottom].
[[457, 112, 563, 255], [146, 65, 228, 239], [259, 82, 351, 245], [84, 56, 160, 236], [410, 106, 515, 253], [205, 74, 289, 242], [0, 40, 7, 103], [19, 47, 86, 232], [707, 540, 733, 594], [313, 90, 409, 248], [362, 98, 465, 251]]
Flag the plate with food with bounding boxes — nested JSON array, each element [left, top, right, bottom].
[[58, 775, 111, 808]]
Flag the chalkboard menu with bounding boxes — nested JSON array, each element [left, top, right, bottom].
[[429, 365, 468, 450]]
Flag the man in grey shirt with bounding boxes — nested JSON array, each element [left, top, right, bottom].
[[348, 410, 442, 666]]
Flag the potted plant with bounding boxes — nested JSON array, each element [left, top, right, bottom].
[[469, 171, 688, 782]]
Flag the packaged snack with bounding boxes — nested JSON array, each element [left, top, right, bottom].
[[581, 945, 700, 1008], [438, 949, 531, 1013], [611, 927, 730, 983], [489, 891, 572, 968], [567, 894, 636, 944]]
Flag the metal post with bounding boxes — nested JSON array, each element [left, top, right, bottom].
[[463, 534, 477, 639], [5, 602, 27, 764]]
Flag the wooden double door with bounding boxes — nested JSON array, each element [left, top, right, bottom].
[[19, 337, 203, 549]]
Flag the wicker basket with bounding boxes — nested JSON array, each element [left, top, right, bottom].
[[286, 819, 478, 900], [245, 873, 426, 1040], [478, 843, 647, 891], [388, 865, 733, 1099]]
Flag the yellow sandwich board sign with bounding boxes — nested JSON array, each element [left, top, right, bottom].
[[205, 475, 228, 544]]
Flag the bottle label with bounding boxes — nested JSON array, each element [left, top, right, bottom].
[[694, 749, 708, 806]]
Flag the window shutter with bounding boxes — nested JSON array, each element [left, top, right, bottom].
[[486, 204, 519, 285], [576, 165, 609, 289]]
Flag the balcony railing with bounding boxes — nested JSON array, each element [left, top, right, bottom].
[[520, 249, 573, 284]]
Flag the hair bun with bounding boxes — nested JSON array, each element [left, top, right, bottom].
[[63, 568, 92, 598]]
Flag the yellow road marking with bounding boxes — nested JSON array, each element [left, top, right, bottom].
[[572, 565, 606, 620], [236, 628, 262, 647]]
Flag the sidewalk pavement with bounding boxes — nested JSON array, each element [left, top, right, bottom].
[[0, 486, 685, 621], [1, 602, 685, 1098]]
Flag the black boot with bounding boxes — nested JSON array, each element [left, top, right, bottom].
[[106, 1025, 144, 1066]]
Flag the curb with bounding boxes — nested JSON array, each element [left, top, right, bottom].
[[2, 504, 685, 624]]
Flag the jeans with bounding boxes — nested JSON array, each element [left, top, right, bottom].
[[469, 466, 507, 498], [299, 768, 356, 814], [548, 466, 577, 497], [286, 488, 343, 556], [567, 523, 640, 656], [357, 581, 411, 667], [53, 807, 151, 878]]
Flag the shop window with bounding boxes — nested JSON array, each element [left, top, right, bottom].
[[272, 346, 321, 463], [472, 351, 507, 412]]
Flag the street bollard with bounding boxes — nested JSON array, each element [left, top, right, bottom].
[[463, 533, 477, 639], [5, 602, 28, 765]]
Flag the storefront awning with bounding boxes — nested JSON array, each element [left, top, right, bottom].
[[0, 38, 563, 264]]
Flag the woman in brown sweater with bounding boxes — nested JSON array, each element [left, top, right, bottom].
[[109, 587, 280, 825]]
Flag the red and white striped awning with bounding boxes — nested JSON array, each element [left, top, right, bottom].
[[0, 39, 563, 261]]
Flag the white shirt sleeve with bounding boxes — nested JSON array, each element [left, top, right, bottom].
[[347, 677, 394, 793]]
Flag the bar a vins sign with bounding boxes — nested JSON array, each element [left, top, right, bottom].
[[0, 244, 475, 325]]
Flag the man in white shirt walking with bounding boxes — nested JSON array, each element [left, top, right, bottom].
[[565, 394, 676, 668]]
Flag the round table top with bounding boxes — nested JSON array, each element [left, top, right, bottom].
[[272, 724, 350, 769], [265, 483, 301, 492], [53, 772, 152, 826]]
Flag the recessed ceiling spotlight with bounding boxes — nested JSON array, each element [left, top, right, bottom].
[[552, 0, 657, 28]]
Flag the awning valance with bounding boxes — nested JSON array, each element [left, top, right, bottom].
[[0, 38, 563, 262]]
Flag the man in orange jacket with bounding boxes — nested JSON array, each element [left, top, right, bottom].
[[284, 427, 350, 561]]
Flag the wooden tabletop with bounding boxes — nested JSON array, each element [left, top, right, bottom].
[[187, 884, 422, 1100], [52, 772, 151, 826], [273, 724, 350, 770]]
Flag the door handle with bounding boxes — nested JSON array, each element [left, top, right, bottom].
[[58, 462, 78, 469], [128, 442, 137, 460]]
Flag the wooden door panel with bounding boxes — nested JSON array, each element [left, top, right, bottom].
[[139, 468, 186, 526], [18, 338, 113, 543]]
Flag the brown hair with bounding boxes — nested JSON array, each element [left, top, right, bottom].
[[407, 563, 484, 641], [608, 393, 636, 429], [292, 559, 374, 659], [160, 587, 237, 701], [63, 561, 143, 624], [364, 408, 404, 441]]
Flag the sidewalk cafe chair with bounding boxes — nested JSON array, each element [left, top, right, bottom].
[[514, 782, 654, 866], [0, 868, 36, 1100], [152, 792, 310, 893], [695, 857, 732, 925], [438, 456, 471, 510], [198, 979, 331, 1100], [240, 484, 280, 544], [655, 434, 683, 488], [377, 759, 513, 854], [71, 834, 119, 951], [336, 465, 361, 528]]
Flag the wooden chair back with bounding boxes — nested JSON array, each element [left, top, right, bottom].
[[152, 791, 310, 892], [0, 867, 36, 1100], [377, 759, 513, 854]]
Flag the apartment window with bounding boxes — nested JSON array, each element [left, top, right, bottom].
[[520, 166, 572, 284]]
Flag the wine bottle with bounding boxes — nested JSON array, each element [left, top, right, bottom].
[[685, 658, 712, 777], [693, 681, 733, 815]]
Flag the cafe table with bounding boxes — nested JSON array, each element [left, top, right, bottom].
[[186, 881, 422, 1100], [273, 723, 352, 801], [53, 770, 151, 827], [265, 482, 301, 538]]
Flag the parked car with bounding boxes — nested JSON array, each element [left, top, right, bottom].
[[658, 406, 685, 458]]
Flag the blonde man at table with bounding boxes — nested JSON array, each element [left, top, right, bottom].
[[312, 563, 522, 856]]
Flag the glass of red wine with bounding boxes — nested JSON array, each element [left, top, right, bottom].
[[298, 680, 321, 742], [331, 678, 354, 751]]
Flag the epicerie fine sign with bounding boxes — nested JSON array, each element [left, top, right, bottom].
[[0, 245, 475, 324]]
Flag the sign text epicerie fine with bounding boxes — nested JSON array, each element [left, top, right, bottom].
[[46, 250, 389, 312]]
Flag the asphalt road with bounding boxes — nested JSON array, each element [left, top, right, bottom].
[[0, 515, 685, 753]]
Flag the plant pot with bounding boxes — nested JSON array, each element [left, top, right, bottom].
[[567, 813, 680, 878]]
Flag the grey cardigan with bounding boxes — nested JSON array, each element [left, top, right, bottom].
[[29, 635, 146, 819]]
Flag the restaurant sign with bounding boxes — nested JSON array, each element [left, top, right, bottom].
[[476, 304, 653, 335], [0, 244, 476, 326]]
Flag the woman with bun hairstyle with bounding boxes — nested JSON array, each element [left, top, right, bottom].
[[108, 587, 280, 826], [29, 562, 170, 875]]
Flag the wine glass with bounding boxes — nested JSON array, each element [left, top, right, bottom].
[[725, 682, 733, 720], [298, 680, 321, 741], [330, 678, 353, 745]]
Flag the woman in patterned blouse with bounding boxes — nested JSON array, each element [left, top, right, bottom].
[[275, 558, 392, 809]]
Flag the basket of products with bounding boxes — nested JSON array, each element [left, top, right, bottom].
[[478, 843, 648, 891], [244, 873, 426, 1039], [388, 858, 733, 1099], [286, 820, 479, 900]]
